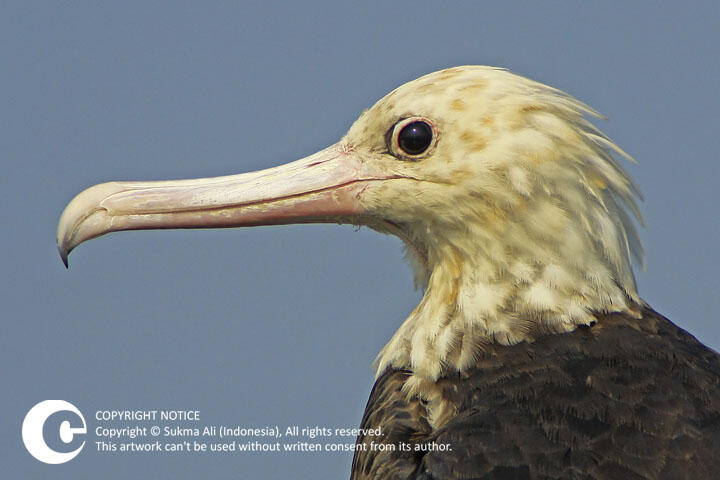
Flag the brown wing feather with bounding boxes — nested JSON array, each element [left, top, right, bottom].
[[351, 369, 431, 479], [351, 307, 720, 479]]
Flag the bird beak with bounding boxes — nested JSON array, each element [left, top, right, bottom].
[[57, 143, 385, 267]]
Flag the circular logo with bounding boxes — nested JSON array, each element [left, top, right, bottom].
[[22, 400, 87, 464]]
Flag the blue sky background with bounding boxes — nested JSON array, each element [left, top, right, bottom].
[[3, 2, 719, 478]]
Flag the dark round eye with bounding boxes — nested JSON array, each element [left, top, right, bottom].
[[397, 121, 433, 156]]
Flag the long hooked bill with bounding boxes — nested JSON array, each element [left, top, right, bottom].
[[57, 143, 389, 267]]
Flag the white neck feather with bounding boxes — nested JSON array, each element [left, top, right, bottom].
[[375, 227, 639, 384]]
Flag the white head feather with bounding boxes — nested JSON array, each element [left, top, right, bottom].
[[341, 66, 644, 383]]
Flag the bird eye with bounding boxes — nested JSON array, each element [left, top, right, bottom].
[[391, 117, 436, 158]]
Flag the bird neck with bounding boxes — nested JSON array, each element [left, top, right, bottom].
[[374, 222, 640, 392]]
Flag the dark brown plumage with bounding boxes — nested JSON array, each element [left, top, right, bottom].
[[351, 307, 720, 479]]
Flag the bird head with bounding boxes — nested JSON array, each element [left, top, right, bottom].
[[57, 66, 643, 381]]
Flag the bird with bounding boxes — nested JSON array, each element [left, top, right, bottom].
[[57, 66, 720, 479]]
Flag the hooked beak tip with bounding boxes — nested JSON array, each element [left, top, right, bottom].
[[59, 246, 69, 268]]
